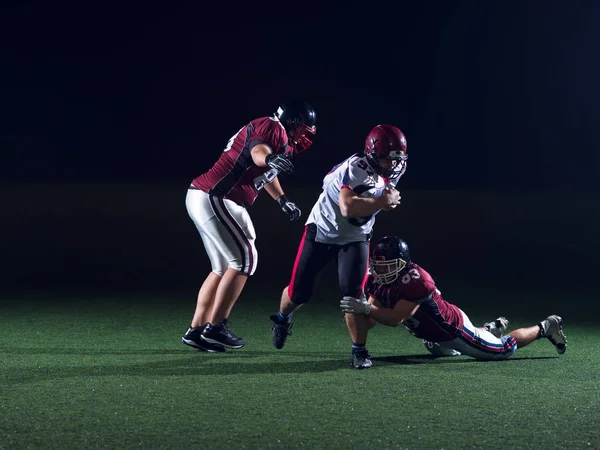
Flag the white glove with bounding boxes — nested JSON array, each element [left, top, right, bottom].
[[340, 296, 372, 315], [253, 168, 278, 190]]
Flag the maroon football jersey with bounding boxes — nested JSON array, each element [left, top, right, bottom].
[[192, 117, 289, 207], [367, 263, 464, 342]]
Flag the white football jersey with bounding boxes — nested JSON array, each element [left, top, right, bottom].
[[306, 154, 404, 244]]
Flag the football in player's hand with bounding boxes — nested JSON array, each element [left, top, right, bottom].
[[383, 187, 401, 209]]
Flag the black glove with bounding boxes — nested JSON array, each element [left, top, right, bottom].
[[266, 154, 294, 176], [277, 195, 301, 222]]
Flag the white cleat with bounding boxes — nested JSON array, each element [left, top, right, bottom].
[[540, 315, 567, 354], [484, 317, 509, 338]]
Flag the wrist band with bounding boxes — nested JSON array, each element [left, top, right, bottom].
[[277, 195, 289, 207]]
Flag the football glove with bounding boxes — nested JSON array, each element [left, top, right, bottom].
[[253, 168, 278, 191], [276, 195, 301, 222], [266, 154, 294, 176], [340, 296, 372, 315]]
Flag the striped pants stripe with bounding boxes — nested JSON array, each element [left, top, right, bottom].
[[436, 310, 517, 360]]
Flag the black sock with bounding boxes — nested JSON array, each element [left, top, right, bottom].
[[352, 343, 366, 354]]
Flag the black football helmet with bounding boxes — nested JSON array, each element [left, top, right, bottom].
[[363, 124, 407, 179], [275, 100, 317, 154], [371, 236, 411, 285]]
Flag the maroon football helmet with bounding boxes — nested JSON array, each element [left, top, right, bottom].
[[363, 125, 407, 179]]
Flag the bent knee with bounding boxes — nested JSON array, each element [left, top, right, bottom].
[[228, 254, 258, 276], [289, 290, 311, 305], [474, 339, 517, 361]]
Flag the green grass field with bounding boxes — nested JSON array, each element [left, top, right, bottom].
[[1, 287, 598, 449]]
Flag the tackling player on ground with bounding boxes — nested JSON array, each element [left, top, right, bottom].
[[269, 125, 407, 365], [182, 100, 317, 352], [340, 236, 568, 368]]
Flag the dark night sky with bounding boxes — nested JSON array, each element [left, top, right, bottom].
[[1, 1, 599, 189]]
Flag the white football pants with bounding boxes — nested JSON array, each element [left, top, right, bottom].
[[432, 310, 517, 360], [185, 188, 258, 276]]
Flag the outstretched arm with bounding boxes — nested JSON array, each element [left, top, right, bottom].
[[264, 177, 284, 200], [263, 176, 301, 222], [341, 295, 419, 327], [368, 298, 420, 327]]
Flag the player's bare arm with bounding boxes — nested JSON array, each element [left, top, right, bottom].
[[340, 295, 417, 326], [250, 143, 273, 167], [364, 297, 379, 329], [258, 157, 301, 222], [264, 177, 284, 200], [338, 187, 400, 218], [367, 297, 420, 327]]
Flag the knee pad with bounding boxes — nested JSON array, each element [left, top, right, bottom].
[[249, 250, 258, 276], [211, 260, 227, 276], [227, 261, 258, 276], [228, 259, 243, 272], [227, 250, 258, 276], [499, 335, 517, 359]]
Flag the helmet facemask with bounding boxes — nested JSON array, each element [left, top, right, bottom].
[[288, 123, 317, 154], [367, 153, 407, 179], [275, 102, 317, 154], [371, 256, 408, 285]]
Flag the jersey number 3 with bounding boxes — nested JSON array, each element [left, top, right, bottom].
[[401, 268, 420, 284]]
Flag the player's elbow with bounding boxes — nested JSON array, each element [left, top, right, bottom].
[[391, 315, 408, 327], [340, 204, 351, 217], [250, 144, 271, 167], [338, 189, 359, 217]]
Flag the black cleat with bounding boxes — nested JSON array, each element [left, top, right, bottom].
[[351, 350, 373, 369], [201, 323, 245, 349], [269, 314, 293, 349], [182, 326, 226, 352]]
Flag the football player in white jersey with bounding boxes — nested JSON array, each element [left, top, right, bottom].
[[269, 124, 408, 364]]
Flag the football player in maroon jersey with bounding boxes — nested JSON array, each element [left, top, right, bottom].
[[182, 100, 316, 352], [340, 236, 568, 369]]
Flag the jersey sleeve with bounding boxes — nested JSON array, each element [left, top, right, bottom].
[[341, 158, 371, 193], [248, 119, 288, 154]]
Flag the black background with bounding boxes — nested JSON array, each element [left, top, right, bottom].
[[1, 1, 598, 309]]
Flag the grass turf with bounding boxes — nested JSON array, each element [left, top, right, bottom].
[[0, 289, 598, 449]]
